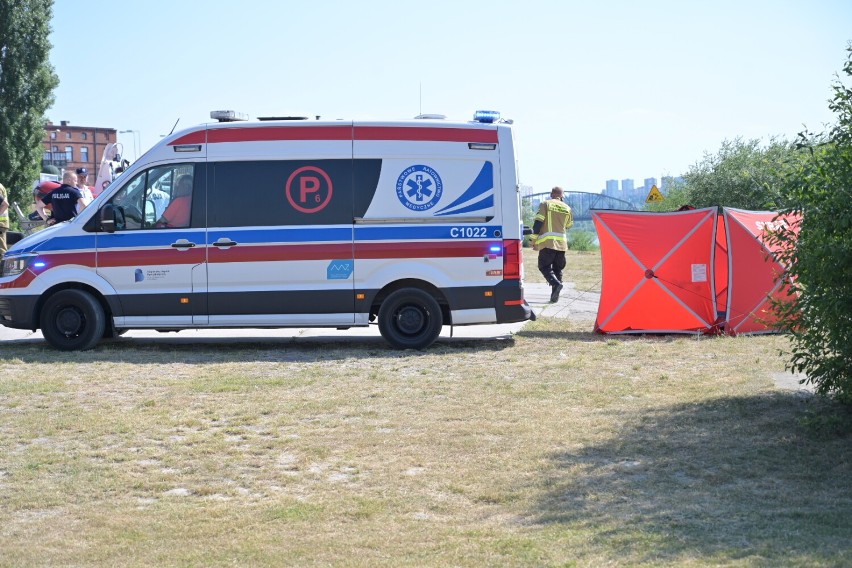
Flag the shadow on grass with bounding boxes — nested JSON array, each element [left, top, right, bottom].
[[517, 328, 701, 344], [533, 393, 852, 564], [517, 329, 607, 342], [0, 333, 516, 364]]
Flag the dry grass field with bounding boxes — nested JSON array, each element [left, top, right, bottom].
[[1, 250, 850, 566]]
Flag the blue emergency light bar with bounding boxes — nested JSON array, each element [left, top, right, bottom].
[[473, 110, 500, 123]]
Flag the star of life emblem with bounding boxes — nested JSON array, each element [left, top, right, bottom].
[[396, 165, 443, 211]]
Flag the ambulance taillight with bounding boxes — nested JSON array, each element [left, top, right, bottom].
[[503, 240, 522, 280]]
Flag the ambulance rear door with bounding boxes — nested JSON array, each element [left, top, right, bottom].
[[352, 120, 505, 319]]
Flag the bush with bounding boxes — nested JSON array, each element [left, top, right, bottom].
[[770, 45, 852, 404], [568, 230, 598, 252], [672, 138, 805, 210]]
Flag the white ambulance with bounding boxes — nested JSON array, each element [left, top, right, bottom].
[[0, 110, 533, 350]]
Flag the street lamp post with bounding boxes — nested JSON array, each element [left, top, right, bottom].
[[118, 129, 140, 161]]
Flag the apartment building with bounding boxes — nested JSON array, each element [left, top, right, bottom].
[[42, 120, 117, 176]]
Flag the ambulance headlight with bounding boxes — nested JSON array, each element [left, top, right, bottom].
[[474, 110, 500, 123], [0, 254, 38, 277]]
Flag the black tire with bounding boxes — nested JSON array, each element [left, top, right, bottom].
[[40, 289, 106, 351], [378, 288, 443, 350]]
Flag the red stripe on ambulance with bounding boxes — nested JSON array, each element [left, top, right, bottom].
[[170, 126, 497, 145], [97, 248, 206, 267]]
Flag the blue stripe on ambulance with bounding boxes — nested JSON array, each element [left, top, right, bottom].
[[433, 161, 494, 215], [20, 234, 98, 254], [94, 230, 207, 250], [206, 227, 352, 244], [434, 195, 494, 217], [355, 225, 502, 241]]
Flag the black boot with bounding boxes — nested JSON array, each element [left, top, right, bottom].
[[550, 282, 563, 303]]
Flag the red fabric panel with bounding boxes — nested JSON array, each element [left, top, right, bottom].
[[594, 209, 717, 334], [715, 215, 729, 320], [724, 209, 798, 334], [595, 217, 644, 328]]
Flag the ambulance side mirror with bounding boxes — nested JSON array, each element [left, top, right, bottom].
[[100, 204, 117, 233], [523, 226, 533, 235]]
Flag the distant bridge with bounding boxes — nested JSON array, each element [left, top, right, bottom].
[[524, 191, 638, 222]]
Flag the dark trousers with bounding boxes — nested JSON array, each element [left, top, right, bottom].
[[538, 248, 566, 286]]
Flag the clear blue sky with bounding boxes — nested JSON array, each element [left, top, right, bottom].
[[47, 0, 850, 193]]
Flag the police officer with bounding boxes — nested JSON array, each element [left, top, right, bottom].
[[531, 186, 574, 302], [37, 171, 86, 225], [75, 167, 94, 205], [0, 182, 9, 257]]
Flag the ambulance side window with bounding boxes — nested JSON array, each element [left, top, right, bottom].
[[209, 160, 354, 227], [106, 163, 196, 230], [107, 172, 146, 230], [150, 164, 194, 229]]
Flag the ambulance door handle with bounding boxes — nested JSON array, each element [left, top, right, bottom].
[[171, 239, 196, 249], [212, 238, 238, 248]]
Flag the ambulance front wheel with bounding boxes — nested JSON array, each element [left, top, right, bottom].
[[378, 288, 443, 350], [40, 289, 106, 351]]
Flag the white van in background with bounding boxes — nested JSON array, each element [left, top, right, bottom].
[[0, 110, 533, 350]]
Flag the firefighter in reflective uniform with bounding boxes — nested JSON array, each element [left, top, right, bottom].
[[530, 186, 573, 302]]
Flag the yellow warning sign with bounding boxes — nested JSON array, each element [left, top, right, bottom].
[[645, 185, 665, 203]]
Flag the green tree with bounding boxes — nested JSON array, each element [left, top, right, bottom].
[[770, 44, 852, 403], [676, 137, 804, 210], [0, 0, 58, 207]]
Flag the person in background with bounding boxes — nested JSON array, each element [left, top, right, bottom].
[[156, 174, 193, 228], [75, 167, 94, 205], [147, 182, 170, 220], [530, 186, 574, 302], [31, 180, 60, 222], [37, 171, 86, 225], [0, 182, 9, 257]]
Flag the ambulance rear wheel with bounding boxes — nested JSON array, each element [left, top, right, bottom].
[[378, 288, 442, 350], [40, 289, 106, 351]]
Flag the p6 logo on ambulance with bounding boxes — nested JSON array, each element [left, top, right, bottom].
[[286, 166, 333, 214]]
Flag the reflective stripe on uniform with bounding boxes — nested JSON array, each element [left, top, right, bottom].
[[532, 198, 573, 251]]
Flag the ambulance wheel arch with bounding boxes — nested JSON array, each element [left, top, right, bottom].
[[38, 287, 109, 351], [23, 264, 120, 298]]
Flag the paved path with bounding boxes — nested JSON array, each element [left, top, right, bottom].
[[525, 281, 600, 321]]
